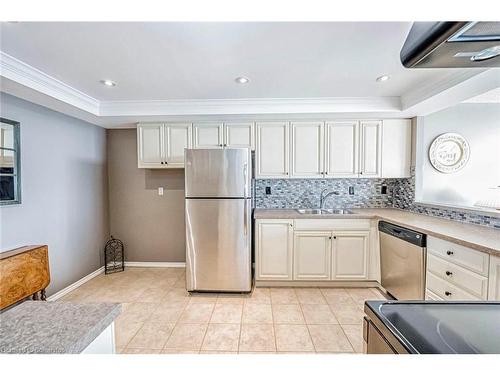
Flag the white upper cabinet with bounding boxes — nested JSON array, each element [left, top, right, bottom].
[[193, 122, 254, 149], [256, 122, 290, 178], [137, 123, 164, 168], [137, 123, 192, 168], [324, 121, 359, 177], [193, 122, 224, 148], [331, 231, 369, 280], [164, 123, 192, 166], [224, 122, 255, 149], [381, 119, 412, 178], [359, 120, 382, 177], [290, 122, 324, 178]]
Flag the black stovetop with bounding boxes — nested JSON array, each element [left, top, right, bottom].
[[365, 300, 500, 354]]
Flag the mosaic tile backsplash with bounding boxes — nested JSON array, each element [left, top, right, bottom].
[[254, 169, 500, 229], [254, 178, 398, 209]]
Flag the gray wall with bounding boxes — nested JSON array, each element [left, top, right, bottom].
[[107, 129, 186, 262], [417, 103, 500, 208], [0, 94, 109, 295]]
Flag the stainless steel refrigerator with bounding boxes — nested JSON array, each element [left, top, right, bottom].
[[184, 148, 252, 292]]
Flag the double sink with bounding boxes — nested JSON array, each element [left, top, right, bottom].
[[296, 208, 354, 215]]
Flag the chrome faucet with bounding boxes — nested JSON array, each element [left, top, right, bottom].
[[319, 189, 339, 209]]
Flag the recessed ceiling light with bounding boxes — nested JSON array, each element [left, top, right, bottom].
[[235, 76, 250, 84], [376, 75, 391, 82], [100, 79, 116, 87]]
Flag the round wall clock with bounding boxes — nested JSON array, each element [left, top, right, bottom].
[[429, 133, 470, 173]]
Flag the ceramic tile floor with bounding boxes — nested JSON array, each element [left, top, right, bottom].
[[61, 267, 388, 354]]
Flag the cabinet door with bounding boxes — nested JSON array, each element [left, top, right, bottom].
[[359, 121, 382, 177], [290, 122, 324, 178], [256, 219, 293, 280], [224, 122, 254, 149], [332, 231, 369, 280], [381, 119, 411, 178], [293, 231, 331, 280], [324, 121, 359, 177], [255, 122, 289, 178], [137, 123, 164, 168], [165, 123, 192, 167], [193, 122, 223, 148], [488, 256, 500, 301]]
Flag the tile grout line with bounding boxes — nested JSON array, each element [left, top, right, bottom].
[[293, 289, 317, 354], [197, 296, 216, 353], [160, 274, 190, 353]]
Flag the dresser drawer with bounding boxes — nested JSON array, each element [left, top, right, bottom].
[[427, 253, 488, 299], [426, 272, 481, 301], [427, 237, 489, 276]]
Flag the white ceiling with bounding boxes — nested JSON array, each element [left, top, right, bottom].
[[1, 22, 466, 101], [463, 87, 500, 103], [1, 22, 498, 127]]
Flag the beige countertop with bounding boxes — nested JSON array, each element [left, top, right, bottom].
[[253, 208, 500, 257]]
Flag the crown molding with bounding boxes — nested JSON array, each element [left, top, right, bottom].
[[1, 52, 497, 128], [0, 51, 100, 115], [99, 96, 402, 117]]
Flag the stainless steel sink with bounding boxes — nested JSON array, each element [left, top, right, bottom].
[[296, 208, 354, 215]]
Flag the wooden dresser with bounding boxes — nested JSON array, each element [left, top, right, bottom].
[[0, 245, 50, 309]]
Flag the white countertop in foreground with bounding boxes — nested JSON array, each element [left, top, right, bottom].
[[254, 208, 500, 257]]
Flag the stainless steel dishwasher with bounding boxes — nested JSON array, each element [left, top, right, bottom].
[[379, 221, 427, 300]]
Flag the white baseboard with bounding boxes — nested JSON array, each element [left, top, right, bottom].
[[47, 266, 105, 301], [125, 261, 186, 268]]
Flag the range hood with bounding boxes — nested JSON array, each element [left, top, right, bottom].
[[400, 22, 500, 68]]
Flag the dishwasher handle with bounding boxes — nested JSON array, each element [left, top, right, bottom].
[[378, 221, 426, 247]]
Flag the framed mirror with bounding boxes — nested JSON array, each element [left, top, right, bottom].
[[0, 118, 21, 205]]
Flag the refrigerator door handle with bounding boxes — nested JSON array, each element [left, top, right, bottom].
[[243, 163, 248, 198], [244, 200, 248, 236]]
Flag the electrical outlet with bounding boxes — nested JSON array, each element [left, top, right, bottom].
[[158, 187, 164, 196], [348, 186, 354, 195], [381, 185, 387, 195], [265, 186, 272, 195]]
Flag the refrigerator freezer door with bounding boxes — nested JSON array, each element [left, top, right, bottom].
[[185, 198, 252, 292], [185, 148, 251, 198]]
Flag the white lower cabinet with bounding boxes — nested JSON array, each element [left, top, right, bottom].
[[425, 236, 493, 301], [293, 231, 331, 280], [256, 219, 293, 280], [488, 256, 500, 301], [332, 231, 369, 280], [256, 219, 371, 282]]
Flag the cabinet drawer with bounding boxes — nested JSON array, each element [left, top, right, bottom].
[[427, 254, 488, 299], [425, 289, 443, 301], [294, 219, 371, 231], [427, 237, 489, 276], [426, 272, 481, 301]]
